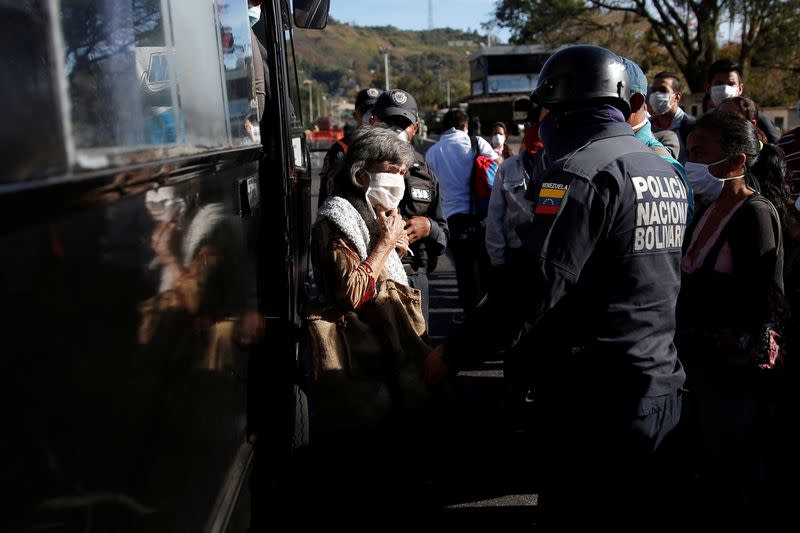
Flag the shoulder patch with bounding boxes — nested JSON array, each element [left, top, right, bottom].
[[410, 187, 431, 201], [534, 182, 569, 215]]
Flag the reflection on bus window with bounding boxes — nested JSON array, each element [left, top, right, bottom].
[[60, 0, 257, 155], [62, 0, 180, 149], [139, 182, 252, 376], [215, 0, 258, 145]]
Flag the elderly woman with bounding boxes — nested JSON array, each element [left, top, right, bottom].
[[677, 110, 786, 532], [309, 126, 431, 430], [313, 126, 413, 308], [308, 125, 436, 508]]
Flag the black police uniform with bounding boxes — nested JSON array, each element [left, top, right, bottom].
[[516, 120, 688, 531], [318, 136, 348, 208], [399, 151, 449, 327]]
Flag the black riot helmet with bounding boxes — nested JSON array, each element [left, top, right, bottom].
[[530, 45, 632, 118]]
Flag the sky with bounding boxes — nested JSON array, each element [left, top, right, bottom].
[[329, 0, 511, 43]]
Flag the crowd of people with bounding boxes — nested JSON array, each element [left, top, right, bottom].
[[305, 47, 798, 531]]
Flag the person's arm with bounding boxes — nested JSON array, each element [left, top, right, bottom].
[[731, 198, 784, 325], [312, 210, 405, 311], [485, 164, 509, 266], [432, 173, 612, 374], [477, 135, 500, 160], [318, 144, 344, 207], [418, 168, 449, 256], [249, 30, 266, 122]]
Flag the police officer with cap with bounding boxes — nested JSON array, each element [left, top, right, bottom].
[[318, 87, 382, 207], [371, 89, 449, 328], [426, 45, 687, 531]]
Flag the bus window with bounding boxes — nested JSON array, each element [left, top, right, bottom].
[[0, 1, 67, 183], [61, 0, 182, 151], [213, 0, 259, 146], [58, 0, 257, 171]]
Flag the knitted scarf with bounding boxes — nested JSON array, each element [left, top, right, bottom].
[[317, 195, 408, 286]]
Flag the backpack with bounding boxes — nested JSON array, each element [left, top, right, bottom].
[[469, 136, 499, 217]]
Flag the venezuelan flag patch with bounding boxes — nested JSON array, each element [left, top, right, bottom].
[[534, 182, 569, 215]]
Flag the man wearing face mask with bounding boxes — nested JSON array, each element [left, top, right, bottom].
[[706, 59, 781, 144], [370, 89, 449, 327], [623, 58, 694, 223], [648, 71, 695, 164], [318, 87, 382, 207]]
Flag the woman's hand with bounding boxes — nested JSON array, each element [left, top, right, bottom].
[[376, 205, 406, 245], [152, 221, 179, 266], [395, 228, 410, 258]]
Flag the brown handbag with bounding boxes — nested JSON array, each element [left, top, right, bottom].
[[304, 279, 432, 430]]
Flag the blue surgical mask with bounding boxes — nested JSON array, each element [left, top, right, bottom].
[[684, 158, 744, 202], [248, 6, 261, 27]]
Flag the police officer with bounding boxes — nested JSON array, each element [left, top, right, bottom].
[[371, 89, 449, 328], [318, 87, 381, 207], [426, 46, 687, 531]]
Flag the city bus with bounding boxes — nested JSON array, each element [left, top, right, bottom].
[[1, 0, 328, 530]]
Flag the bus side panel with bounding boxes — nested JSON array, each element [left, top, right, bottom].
[[2, 162, 261, 532]]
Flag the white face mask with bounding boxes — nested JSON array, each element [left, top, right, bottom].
[[373, 121, 411, 143], [684, 158, 744, 202], [491, 133, 506, 148], [145, 187, 186, 222], [649, 92, 673, 116], [248, 6, 261, 27], [365, 171, 405, 210], [390, 126, 410, 143], [710, 84, 741, 107]]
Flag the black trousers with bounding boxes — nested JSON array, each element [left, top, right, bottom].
[[447, 213, 491, 318], [536, 389, 684, 532]]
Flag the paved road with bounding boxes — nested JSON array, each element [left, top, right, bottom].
[[304, 145, 540, 528]]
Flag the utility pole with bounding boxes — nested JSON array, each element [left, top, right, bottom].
[[428, 0, 433, 30], [379, 47, 390, 90], [447, 80, 451, 108]]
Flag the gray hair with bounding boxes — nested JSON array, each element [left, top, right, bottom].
[[345, 125, 415, 188]]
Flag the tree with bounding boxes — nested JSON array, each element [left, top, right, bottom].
[[494, 0, 800, 96]]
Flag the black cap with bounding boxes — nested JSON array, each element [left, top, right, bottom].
[[355, 87, 382, 113], [530, 45, 631, 118], [372, 89, 419, 124]]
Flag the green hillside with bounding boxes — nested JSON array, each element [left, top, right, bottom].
[[292, 19, 487, 114]]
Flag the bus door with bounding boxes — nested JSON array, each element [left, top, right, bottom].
[[0, 1, 326, 531]]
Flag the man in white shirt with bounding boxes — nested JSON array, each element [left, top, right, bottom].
[[425, 108, 498, 321]]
